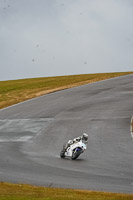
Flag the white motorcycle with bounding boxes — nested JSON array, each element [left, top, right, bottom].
[[60, 141, 87, 160]]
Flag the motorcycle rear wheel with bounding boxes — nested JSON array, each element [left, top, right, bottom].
[[60, 151, 65, 158], [60, 145, 66, 158]]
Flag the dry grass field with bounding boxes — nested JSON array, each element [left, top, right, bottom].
[[0, 182, 133, 200], [0, 72, 133, 109]]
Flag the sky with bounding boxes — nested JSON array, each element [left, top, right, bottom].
[[0, 0, 133, 81]]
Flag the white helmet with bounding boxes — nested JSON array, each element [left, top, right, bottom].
[[82, 133, 88, 141]]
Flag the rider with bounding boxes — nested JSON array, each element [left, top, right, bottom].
[[65, 133, 88, 151]]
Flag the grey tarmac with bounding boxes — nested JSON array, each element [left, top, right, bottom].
[[0, 74, 133, 193]]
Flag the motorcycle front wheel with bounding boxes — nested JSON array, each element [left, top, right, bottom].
[[71, 148, 82, 160]]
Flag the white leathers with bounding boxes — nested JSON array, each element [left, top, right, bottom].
[[66, 133, 88, 150]]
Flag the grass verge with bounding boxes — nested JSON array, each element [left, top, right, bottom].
[[0, 182, 133, 200], [131, 116, 133, 133], [0, 72, 133, 109]]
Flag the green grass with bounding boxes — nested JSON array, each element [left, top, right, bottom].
[[0, 72, 133, 109], [0, 182, 133, 200]]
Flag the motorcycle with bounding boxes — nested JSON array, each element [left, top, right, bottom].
[[60, 140, 87, 160]]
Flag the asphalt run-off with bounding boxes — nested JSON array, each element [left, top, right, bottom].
[[0, 74, 133, 193]]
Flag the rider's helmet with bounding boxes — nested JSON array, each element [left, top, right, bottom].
[[82, 133, 88, 141]]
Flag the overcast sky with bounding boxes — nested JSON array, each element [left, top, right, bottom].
[[0, 0, 133, 81]]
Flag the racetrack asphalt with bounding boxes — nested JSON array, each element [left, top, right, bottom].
[[0, 74, 133, 193]]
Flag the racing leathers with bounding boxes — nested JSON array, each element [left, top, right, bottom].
[[65, 133, 88, 151]]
